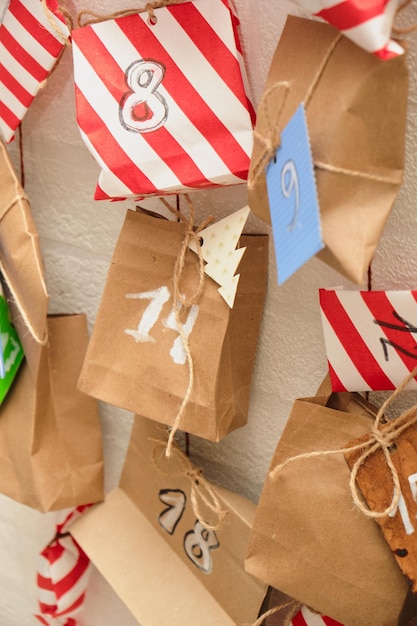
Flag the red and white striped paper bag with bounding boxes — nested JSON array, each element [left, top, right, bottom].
[[320, 288, 417, 392], [290, 0, 403, 60], [0, 0, 70, 142], [35, 506, 93, 626], [290, 607, 344, 625], [72, 0, 255, 200]]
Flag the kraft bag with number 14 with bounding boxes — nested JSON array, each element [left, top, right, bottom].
[[248, 15, 408, 285], [77, 208, 268, 442], [71, 0, 255, 200], [70, 414, 268, 626]]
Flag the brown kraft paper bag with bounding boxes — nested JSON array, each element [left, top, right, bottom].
[[78, 209, 268, 442], [245, 392, 417, 626], [0, 140, 48, 360], [0, 314, 104, 512], [248, 15, 408, 285], [71, 414, 268, 626]]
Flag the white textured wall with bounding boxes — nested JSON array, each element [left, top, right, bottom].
[[2, 0, 417, 624]]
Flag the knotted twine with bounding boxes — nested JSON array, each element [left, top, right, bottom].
[[151, 435, 227, 531], [248, 30, 401, 194], [76, 0, 183, 28], [270, 366, 417, 520], [159, 194, 213, 457]]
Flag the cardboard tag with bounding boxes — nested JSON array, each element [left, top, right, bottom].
[[345, 422, 417, 591], [320, 289, 417, 391], [0, 289, 24, 404], [265, 104, 323, 285]]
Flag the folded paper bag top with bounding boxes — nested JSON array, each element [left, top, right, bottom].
[[248, 15, 408, 285], [245, 391, 417, 626], [77, 208, 268, 442], [70, 415, 267, 626]]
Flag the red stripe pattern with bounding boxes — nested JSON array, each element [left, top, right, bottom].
[[291, 606, 344, 625], [71, 0, 254, 200], [0, 0, 70, 142], [320, 289, 417, 392], [291, 0, 403, 60], [35, 506, 93, 626]]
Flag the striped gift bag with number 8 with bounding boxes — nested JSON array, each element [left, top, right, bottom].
[[72, 0, 255, 200]]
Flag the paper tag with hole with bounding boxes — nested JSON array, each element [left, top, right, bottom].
[[265, 104, 324, 285], [0, 288, 24, 404], [344, 422, 417, 591]]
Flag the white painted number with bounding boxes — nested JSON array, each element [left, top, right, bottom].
[[120, 59, 168, 133], [124, 286, 199, 365], [158, 491, 220, 575], [158, 489, 186, 535], [184, 520, 219, 574], [389, 472, 417, 535], [281, 159, 300, 232], [163, 304, 199, 365], [125, 286, 170, 343]]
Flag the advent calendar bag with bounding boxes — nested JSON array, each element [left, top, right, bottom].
[[248, 15, 408, 285], [71, 415, 267, 626], [0, 0, 70, 142], [320, 288, 417, 392], [0, 140, 48, 355], [0, 314, 104, 512], [72, 0, 254, 200], [78, 209, 268, 442], [245, 392, 417, 626]]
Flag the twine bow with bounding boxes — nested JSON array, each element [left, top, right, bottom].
[[270, 366, 417, 520], [151, 436, 228, 531], [159, 194, 213, 457]]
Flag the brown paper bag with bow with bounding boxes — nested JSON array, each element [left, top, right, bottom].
[[78, 208, 268, 442], [248, 15, 408, 285], [71, 414, 267, 626], [245, 392, 417, 626], [0, 142, 104, 511]]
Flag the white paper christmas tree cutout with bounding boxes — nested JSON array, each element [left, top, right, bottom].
[[188, 206, 250, 308]]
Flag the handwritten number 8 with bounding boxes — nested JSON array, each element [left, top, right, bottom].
[[281, 159, 300, 232]]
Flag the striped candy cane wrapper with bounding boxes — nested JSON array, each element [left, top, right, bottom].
[[291, 606, 344, 625], [0, 0, 70, 142], [290, 0, 403, 60], [320, 289, 417, 392], [35, 506, 93, 626], [72, 0, 255, 201]]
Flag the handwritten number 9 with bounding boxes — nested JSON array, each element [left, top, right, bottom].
[[281, 159, 300, 232]]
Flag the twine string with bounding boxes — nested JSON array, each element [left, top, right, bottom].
[[159, 195, 213, 457], [249, 33, 342, 191], [151, 437, 228, 531], [251, 599, 302, 626], [77, 0, 181, 28], [40, 0, 72, 45], [2, 133, 48, 346], [249, 32, 401, 189], [270, 366, 417, 519], [393, 0, 417, 34]]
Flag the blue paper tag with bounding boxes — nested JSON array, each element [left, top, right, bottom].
[[266, 104, 324, 285]]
